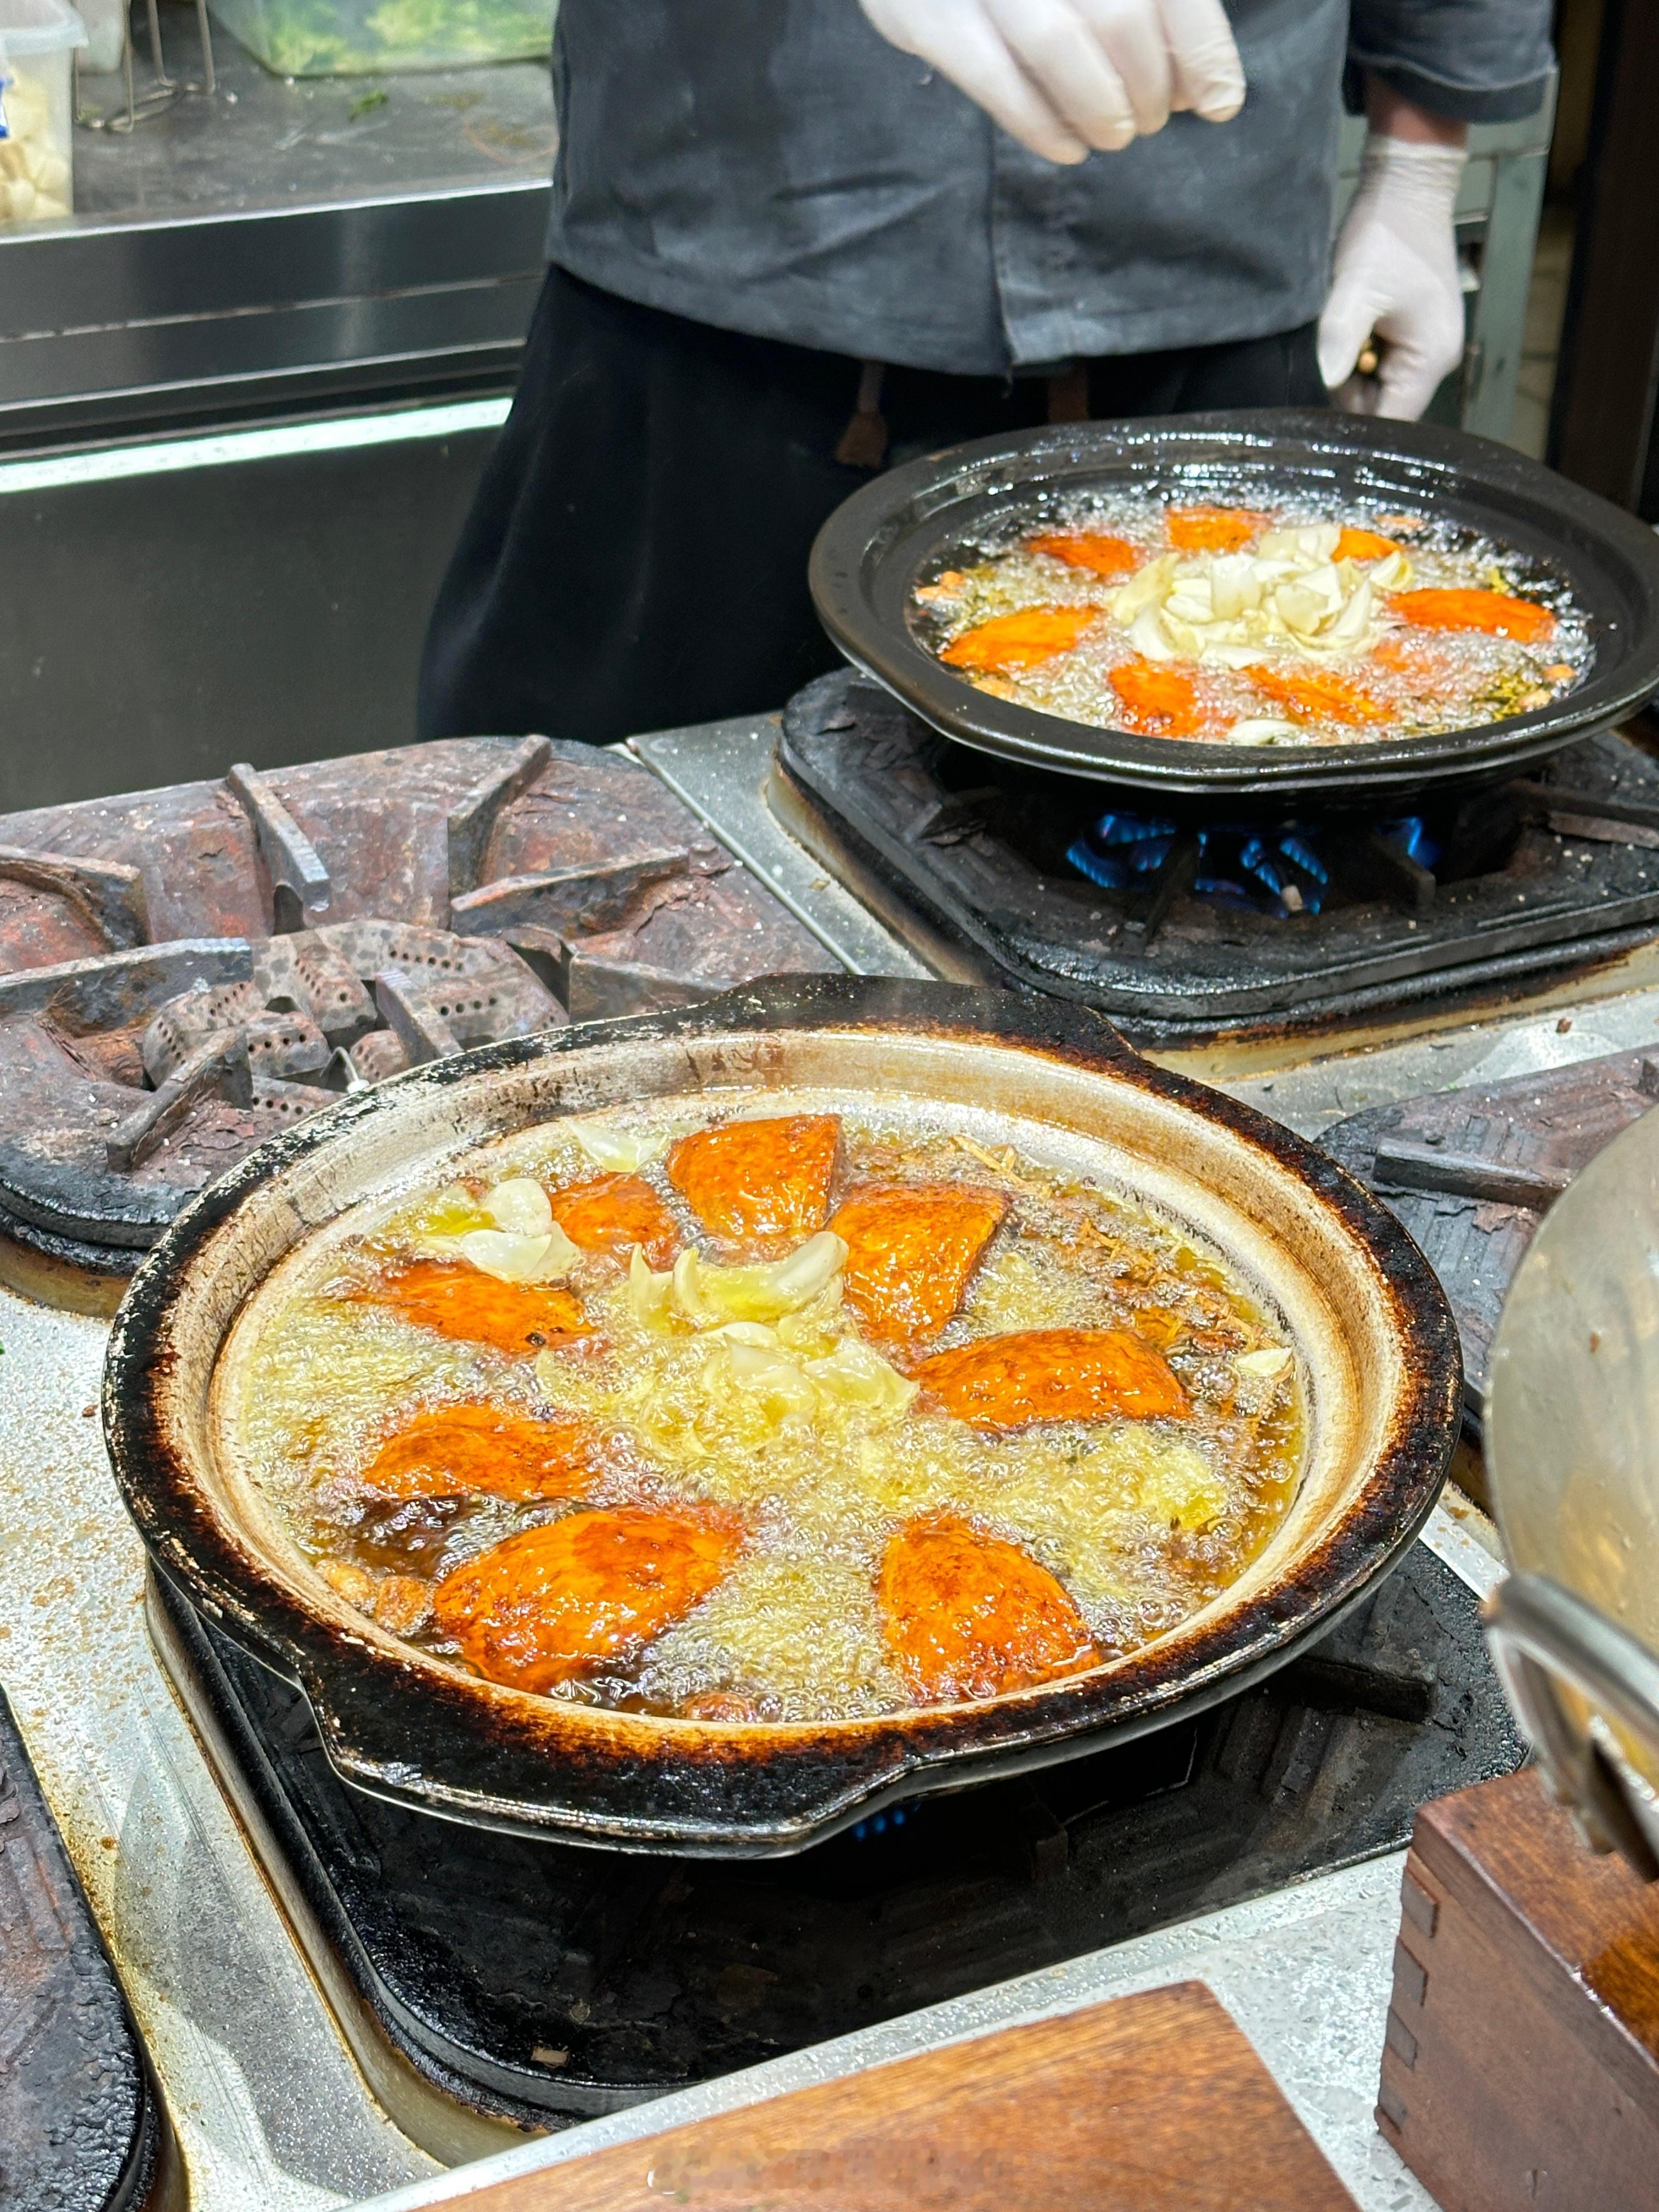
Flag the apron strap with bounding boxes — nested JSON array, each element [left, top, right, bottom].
[[834, 360, 890, 469]]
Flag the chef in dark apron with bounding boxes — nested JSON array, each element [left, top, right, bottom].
[[418, 0, 1553, 748]]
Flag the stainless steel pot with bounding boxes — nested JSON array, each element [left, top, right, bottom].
[[1486, 1104, 1659, 1878], [105, 977, 1460, 1854]]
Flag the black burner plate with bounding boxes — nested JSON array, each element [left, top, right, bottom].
[[779, 670, 1659, 1041], [1322, 1043, 1659, 1430], [153, 1546, 1521, 2134], [0, 1685, 163, 2212]]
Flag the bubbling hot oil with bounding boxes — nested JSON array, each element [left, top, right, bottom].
[[910, 491, 1589, 747], [225, 1098, 1304, 1722]]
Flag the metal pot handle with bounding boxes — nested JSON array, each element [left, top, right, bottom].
[[1483, 1571, 1659, 1881]]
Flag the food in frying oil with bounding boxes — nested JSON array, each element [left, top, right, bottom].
[[218, 1095, 1305, 1723], [911, 498, 1587, 746]]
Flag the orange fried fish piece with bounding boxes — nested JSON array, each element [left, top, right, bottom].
[[359, 1259, 589, 1356], [1244, 663, 1389, 727], [1109, 658, 1207, 738], [939, 607, 1096, 674], [1370, 636, 1456, 695], [1389, 587, 1555, 645], [359, 1405, 597, 1503], [549, 1173, 680, 1270], [830, 1184, 1007, 1346], [667, 1114, 839, 1254], [1333, 527, 1401, 563], [879, 1515, 1099, 1703], [1026, 530, 1140, 579], [910, 1327, 1189, 1429], [1166, 506, 1267, 554], [433, 1508, 740, 1694]]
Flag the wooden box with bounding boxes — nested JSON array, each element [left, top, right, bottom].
[[1380, 1765, 1659, 2210]]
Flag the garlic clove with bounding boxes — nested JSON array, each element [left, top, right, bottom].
[[628, 1245, 675, 1330], [1235, 1347, 1293, 1376], [804, 1338, 919, 1417], [1226, 718, 1302, 746], [452, 1223, 579, 1282], [569, 1121, 668, 1172], [482, 1176, 554, 1237]]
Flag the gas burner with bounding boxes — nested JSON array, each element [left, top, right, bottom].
[[1070, 810, 1329, 917], [777, 670, 1659, 1042], [1068, 809, 1455, 919], [0, 737, 836, 1300], [147, 1544, 1519, 2137]]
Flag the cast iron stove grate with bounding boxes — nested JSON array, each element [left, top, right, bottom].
[[1322, 1042, 1659, 1430], [0, 736, 834, 1303], [778, 670, 1659, 1043], [149, 1546, 1520, 2136]]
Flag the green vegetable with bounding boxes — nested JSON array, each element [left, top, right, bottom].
[[208, 0, 549, 77]]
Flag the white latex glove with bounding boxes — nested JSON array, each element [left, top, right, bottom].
[[859, 0, 1245, 165], [1318, 133, 1468, 421]]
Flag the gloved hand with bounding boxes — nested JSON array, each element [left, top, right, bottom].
[[1318, 133, 1468, 421], [859, 0, 1245, 165]]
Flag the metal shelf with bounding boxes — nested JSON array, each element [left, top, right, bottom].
[[0, 42, 552, 442]]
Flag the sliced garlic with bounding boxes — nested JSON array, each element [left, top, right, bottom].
[[671, 1232, 848, 1329], [1110, 553, 1178, 624], [1209, 555, 1264, 621], [1259, 522, 1340, 563], [1235, 1347, 1293, 1378], [711, 1341, 820, 1416], [1128, 603, 1178, 661], [1277, 566, 1344, 636], [569, 1121, 668, 1172], [627, 1245, 675, 1331], [774, 1294, 844, 1357], [804, 1338, 919, 1418], [445, 1222, 580, 1282], [1109, 531, 1389, 669], [1226, 719, 1301, 746]]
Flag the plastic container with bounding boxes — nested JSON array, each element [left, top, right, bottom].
[[208, 0, 550, 77], [0, 0, 83, 228], [74, 0, 124, 78]]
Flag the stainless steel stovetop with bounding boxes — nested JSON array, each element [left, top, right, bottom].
[[12, 706, 1659, 2211]]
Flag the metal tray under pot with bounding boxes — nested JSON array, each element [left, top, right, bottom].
[[809, 410, 1659, 808], [105, 977, 1460, 1854]]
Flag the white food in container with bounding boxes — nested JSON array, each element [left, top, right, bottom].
[[0, 0, 85, 227]]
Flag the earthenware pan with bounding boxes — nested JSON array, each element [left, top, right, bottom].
[[105, 976, 1459, 1854], [810, 411, 1659, 805]]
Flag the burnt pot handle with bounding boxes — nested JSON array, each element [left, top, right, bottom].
[[1484, 1571, 1659, 1881]]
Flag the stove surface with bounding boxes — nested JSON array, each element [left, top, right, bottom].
[[775, 670, 1659, 1042], [5, 702, 1626, 2210], [1324, 1042, 1659, 1426], [149, 1546, 1520, 2140], [0, 1683, 165, 2212], [0, 736, 836, 1302]]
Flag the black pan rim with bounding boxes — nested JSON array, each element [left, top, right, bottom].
[[809, 410, 1659, 799]]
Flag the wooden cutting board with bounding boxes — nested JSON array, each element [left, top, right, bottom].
[[459, 1981, 1359, 2210]]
